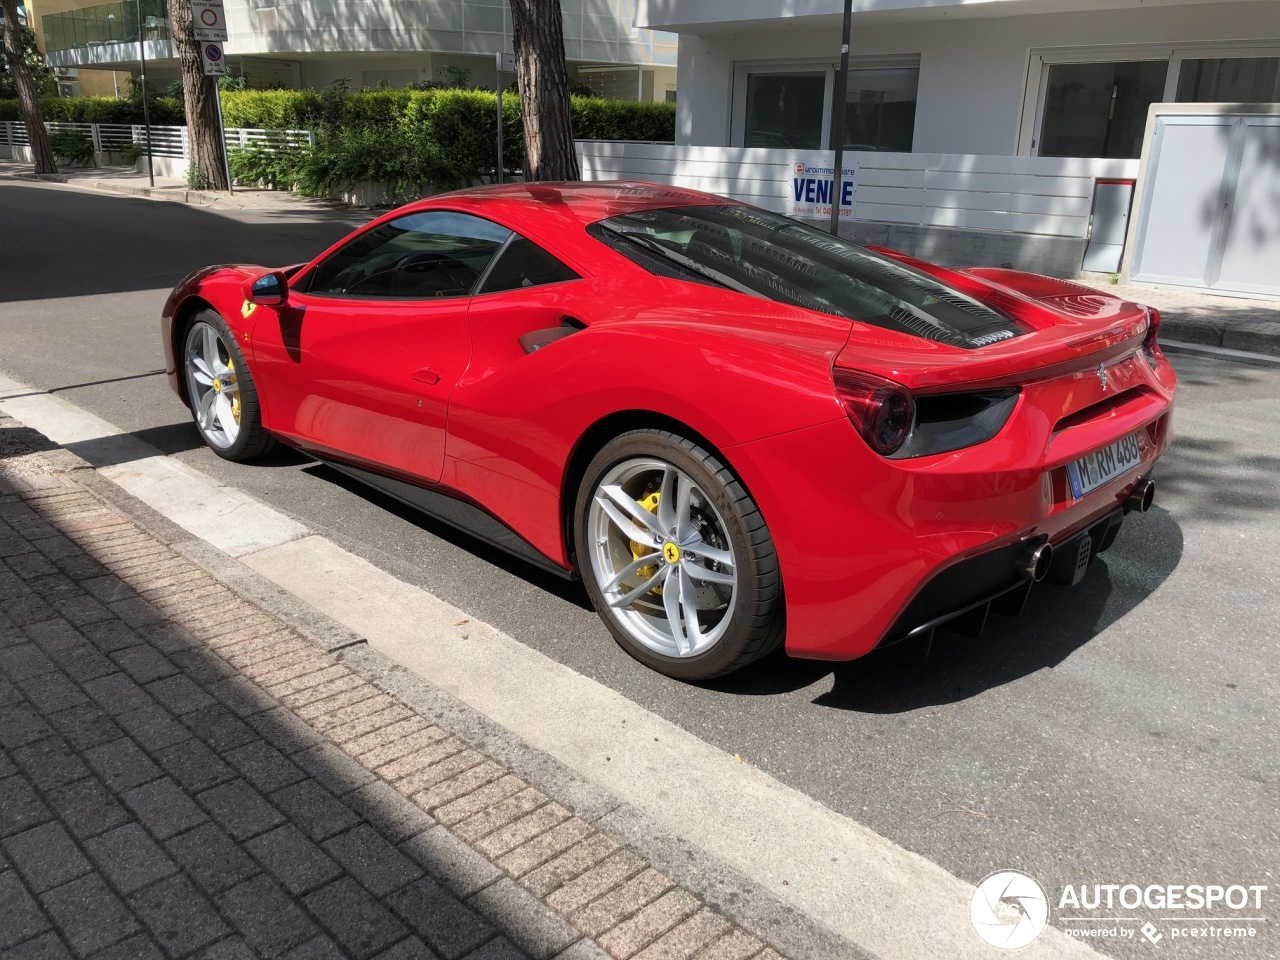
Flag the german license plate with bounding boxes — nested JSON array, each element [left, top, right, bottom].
[[1066, 433, 1142, 499]]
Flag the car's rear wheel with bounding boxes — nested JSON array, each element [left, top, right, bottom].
[[182, 310, 275, 461], [575, 429, 784, 680]]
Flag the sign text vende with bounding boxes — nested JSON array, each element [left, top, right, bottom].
[[788, 158, 857, 219]]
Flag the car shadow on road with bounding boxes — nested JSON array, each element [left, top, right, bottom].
[[704, 505, 1184, 711], [302, 462, 594, 609]]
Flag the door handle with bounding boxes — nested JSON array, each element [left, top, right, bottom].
[[412, 367, 441, 385]]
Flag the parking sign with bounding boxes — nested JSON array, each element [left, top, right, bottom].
[[201, 42, 226, 76]]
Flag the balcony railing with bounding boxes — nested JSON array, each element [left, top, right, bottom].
[[42, 0, 169, 54]]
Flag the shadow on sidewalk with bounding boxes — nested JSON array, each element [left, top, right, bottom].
[[0, 430, 641, 960]]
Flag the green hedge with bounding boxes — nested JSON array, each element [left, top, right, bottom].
[[221, 88, 674, 196], [0, 95, 184, 125], [4, 88, 675, 194], [217, 88, 674, 143]]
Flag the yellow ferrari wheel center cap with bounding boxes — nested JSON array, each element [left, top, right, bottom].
[[663, 542, 681, 564], [212, 379, 222, 394]]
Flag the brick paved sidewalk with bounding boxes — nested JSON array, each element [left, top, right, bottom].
[[0, 419, 784, 960]]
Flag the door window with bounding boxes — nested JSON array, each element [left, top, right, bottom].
[[477, 236, 579, 295], [1176, 57, 1280, 103], [839, 67, 919, 152], [744, 73, 826, 149], [1039, 60, 1168, 158], [306, 211, 511, 299]]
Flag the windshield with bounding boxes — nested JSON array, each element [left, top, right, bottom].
[[591, 204, 1025, 349]]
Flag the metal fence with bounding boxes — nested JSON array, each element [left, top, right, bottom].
[[1, 120, 315, 161]]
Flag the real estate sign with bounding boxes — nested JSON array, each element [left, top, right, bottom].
[[789, 158, 858, 220]]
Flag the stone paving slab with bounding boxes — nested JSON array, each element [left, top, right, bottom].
[[1081, 276, 1280, 357], [0, 415, 787, 960]]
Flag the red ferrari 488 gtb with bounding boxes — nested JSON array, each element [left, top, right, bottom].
[[162, 182, 1176, 680]]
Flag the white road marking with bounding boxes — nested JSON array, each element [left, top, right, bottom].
[[0, 371, 1098, 959], [0, 374, 306, 557]]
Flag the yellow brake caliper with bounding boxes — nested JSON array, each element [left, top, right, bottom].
[[226, 358, 241, 424], [632, 490, 662, 595]]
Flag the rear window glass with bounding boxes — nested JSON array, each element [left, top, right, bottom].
[[591, 205, 1024, 349]]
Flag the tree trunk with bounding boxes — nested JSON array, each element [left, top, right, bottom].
[[164, 0, 227, 190], [508, 0, 579, 181], [1, 0, 56, 175]]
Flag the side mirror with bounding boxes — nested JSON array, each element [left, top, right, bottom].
[[246, 271, 289, 307]]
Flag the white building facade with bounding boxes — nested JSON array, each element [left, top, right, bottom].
[[637, 0, 1278, 156], [608, 0, 1280, 292], [40, 0, 677, 100]]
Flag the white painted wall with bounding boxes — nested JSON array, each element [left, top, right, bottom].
[[675, 2, 1280, 153], [577, 140, 1138, 237]]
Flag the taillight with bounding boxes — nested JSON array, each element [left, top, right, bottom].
[[833, 368, 915, 456], [1143, 307, 1162, 364]]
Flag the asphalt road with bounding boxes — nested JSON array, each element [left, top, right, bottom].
[[2, 180, 1277, 959]]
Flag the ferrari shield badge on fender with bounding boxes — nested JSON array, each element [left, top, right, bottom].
[[241, 299, 257, 319]]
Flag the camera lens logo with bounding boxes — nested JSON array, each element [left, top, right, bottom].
[[971, 870, 1050, 950]]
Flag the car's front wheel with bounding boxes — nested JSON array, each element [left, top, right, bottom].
[[575, 429, 784, 680], [182, 309, 275, 461]]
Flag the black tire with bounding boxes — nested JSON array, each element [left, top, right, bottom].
[[574, 429, 785, 680], [181, 309, 276, 461]]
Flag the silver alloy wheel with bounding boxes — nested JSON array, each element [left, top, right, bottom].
[[587, 458, 738, 659], [183, 321, 241, 450]]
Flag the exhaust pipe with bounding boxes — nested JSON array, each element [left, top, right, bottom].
[[1016, 541, 1053, 582], [1125, 477, 1155, 513]]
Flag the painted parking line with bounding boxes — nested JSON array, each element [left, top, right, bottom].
[[0, 374, 307, 557], [0, 371, 1099, 960]]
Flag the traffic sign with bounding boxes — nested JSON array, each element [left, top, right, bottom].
[[496, 52, 516, 74], [191, 0, 228, 42], [201, 41, 227, 76]]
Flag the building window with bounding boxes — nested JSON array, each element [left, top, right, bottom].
[[744, 73, 826, 149], [1038, 60, 1168, 159], [1176, 57, 1280, 103], [838, 67, 918, 152]]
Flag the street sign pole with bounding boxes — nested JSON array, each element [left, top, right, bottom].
[[214, 82, 233, 194], [494, 52, 516, 185], [138, 0, 153, 187], [494, 51, 506, 185], [192, 0, 231, 192], [828, 0, 853, 236]]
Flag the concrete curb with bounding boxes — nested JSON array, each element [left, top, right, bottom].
[[1160, 317, 1280, 357]]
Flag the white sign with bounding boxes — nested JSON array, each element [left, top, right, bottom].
[[788, 157, 857, 219], [495, 52, 516, 74], [201, 41, 227, 76], [191, 0, 228, 42]]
